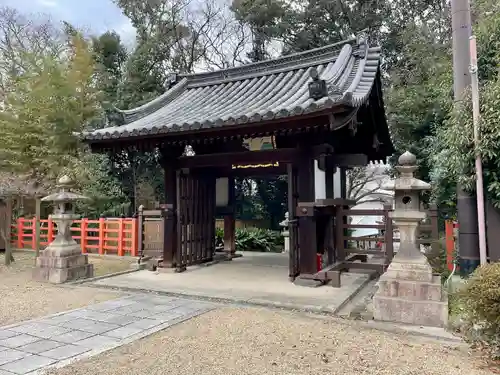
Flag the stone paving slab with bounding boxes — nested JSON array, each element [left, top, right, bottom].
[[0, 294, 216, 375]]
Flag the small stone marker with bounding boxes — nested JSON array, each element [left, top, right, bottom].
[[33, 175, 94, 283], [372, 151, 448, 327]]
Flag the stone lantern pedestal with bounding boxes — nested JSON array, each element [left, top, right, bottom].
[[33, 176, 93, 284], [372, 152, 448, 327]]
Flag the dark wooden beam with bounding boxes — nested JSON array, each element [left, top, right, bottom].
[[213, 165, 288, 178], [177, 148, 298, 169], [317, 153, 369, 171], [333, 153, 368, 167]]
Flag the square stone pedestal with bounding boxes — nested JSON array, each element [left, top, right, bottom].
[[33, 244, 94, 284], [372, 256, 448, 328]]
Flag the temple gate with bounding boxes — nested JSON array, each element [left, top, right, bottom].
[[83, 32, 395, 286]]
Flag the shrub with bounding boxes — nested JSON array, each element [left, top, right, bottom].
[[235, 228, 283, 252], [215, 227, 224, 248], [424, 239, 452, 281], [460, 263, 500, 359], [215, 227, 284, 252]]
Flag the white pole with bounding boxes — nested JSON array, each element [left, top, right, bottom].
[[469, 35, 488, 265]]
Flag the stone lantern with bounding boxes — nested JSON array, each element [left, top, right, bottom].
[[33, 175, 94, 283], [372, 151, 448, 327], [279, 212, 290, 253]]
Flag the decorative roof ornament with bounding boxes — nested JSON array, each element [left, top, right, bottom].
[[308, 68, 328, 100], [164, 73, 178, 89], [102, 101, 126, 127], [356, 29, 369, 46]]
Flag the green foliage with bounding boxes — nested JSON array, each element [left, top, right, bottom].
[[0, 34, 100, 182], [92, 31, 128, 107], [71, 153, 129, 218], [254, 177, 288, 230], [235, 228, 283, 252], [385, 24, 453, 195], [428, 1, 500, 209], [460, 263, 500, 358], [474, 0, 500, 82], [216, 227, 284, 253], [116, 42, 166, 110], [231, 0, 288, 61], [423, 239, 452, 282], [281, 0, 387, 53], [215, 227, 224, 248], [431, 76, 500, 208]]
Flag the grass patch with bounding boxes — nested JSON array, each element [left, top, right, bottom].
[[89, 255, 134, 277]]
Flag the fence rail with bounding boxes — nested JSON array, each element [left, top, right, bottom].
[[11, 218, 138, 256]]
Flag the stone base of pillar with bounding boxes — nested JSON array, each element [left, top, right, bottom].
[[372, 254, 448, 328], [223, 251, 242, 261], [282, 231, 290, 253], [33, 243, 94, 284]]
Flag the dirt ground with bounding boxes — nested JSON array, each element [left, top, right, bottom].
[[44, 307, 496, 375], [0, 251, 132, 326]]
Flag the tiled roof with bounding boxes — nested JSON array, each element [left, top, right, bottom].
[[84, 36, 383, 141]]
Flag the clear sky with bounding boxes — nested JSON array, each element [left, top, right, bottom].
[[2, 0, 136, 46]]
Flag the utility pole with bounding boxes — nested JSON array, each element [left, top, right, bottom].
[[469, 36, 488, 265], [451, 0, 481, 273]]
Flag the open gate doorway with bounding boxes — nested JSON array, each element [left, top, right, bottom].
[[135, 140, 364, 286]]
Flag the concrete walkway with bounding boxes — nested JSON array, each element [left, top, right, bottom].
[[92, 252, 371, 314], [0, 295, 215, 375]]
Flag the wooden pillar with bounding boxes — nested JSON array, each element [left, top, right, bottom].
[[324, 163, 335, 265], [429, 204, 439, 255], [383, 204, 394, 263], [4, 196, 13, 265], [223, 177, 236, 259], [137, 205, 144, 262], [297, 146, 317, 275], [162, 162, 178, 268], [340, 167, 347, 199], [287, 163, 299, 279], [325, 165, 335, 199]]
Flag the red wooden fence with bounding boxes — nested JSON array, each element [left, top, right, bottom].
[[445, 220, 458, 272], [11, 218, 138, 256], [9, 216, 458, 265]]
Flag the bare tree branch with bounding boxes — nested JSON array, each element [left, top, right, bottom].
[[0, 7, 65, 97], [347, 164, 392, 203]]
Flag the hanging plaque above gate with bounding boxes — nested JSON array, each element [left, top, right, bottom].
[[231, 136, 279, 169]]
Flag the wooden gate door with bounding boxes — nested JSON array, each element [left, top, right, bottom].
[[139, 209, 164, 259], [287, 164, 300, 279], [176, 171, 216, 271]]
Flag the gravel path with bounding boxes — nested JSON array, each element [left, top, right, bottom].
[[0, 252, 125, 326], [43, 307, 494, 375]]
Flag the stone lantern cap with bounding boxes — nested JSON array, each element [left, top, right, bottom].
[[381, 151, 431, 192], [41, 175, 89, 203]]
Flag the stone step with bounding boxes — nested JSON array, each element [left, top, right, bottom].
[[372, 295, 448, 328], [36, 254, 89, 269], [33, 263, 93, 284], [376, 275, 444, 302]]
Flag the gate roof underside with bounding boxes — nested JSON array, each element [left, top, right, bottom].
[[83, 36, 393, 158]]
